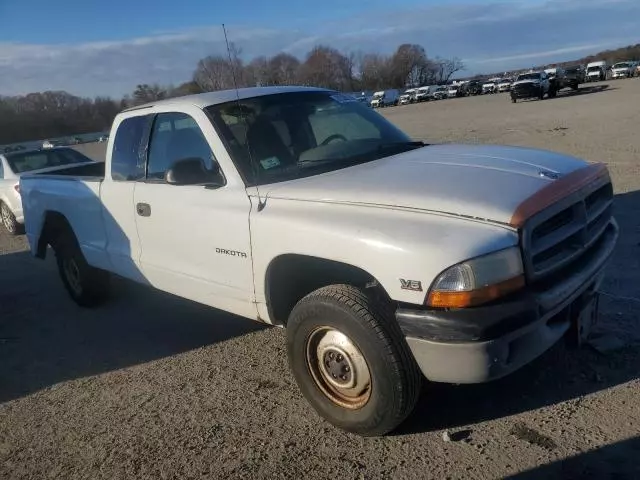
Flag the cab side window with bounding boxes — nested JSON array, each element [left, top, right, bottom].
[[111, 115, 150, 181], [147, 112, 217, 181]]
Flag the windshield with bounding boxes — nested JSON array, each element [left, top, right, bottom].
[[372, 93, 384, 99], [517, 73, 541, 81], [205, 91, 421, 186], [587, 66, 601, 72], [6, 148, 92, 174]]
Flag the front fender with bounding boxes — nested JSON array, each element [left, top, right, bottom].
[[251, 199, 519, 306]]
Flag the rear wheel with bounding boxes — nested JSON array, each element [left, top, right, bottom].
[[0, 202, 22, 235], [287, 284, 421, 436], [539, 87, 545, 100], [52, 229, 111, 307]]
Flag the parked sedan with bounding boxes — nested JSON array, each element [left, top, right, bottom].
[[0, 147, 94, 234]]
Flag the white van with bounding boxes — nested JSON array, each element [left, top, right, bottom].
[[586, 61, 608, 82], [370, 89, 400, 108]]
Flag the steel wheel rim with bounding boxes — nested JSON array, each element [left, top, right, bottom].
[[63, 258, 82, 295], [1, 205, 14, 232], [305, 326, 371, 409]]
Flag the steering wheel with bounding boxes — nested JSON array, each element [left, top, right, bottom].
[[320, 134, 348, 146]]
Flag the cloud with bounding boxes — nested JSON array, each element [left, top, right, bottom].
[[0, 0, 638, 97], [469, 43, 616, 65]]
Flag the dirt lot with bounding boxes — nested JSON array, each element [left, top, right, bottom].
[[1, 80, 639, 479]]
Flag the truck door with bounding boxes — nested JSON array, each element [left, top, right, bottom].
[[133, 109, 256, 319], [100, 113, 151, 283]]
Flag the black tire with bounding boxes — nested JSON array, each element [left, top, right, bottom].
[[511, 96, 517, 103], [52, 228, 111, 307], [539, 87, 545, 100], [0, 202, 23, 235], [549, 87, 557, 98], [287, 284, 421, 437]]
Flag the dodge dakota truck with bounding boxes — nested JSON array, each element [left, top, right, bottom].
[[20, 86, 618, 437]]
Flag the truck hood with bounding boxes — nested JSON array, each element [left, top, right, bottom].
[[513, 79, 540, 87], [263, 144, 588, 225]]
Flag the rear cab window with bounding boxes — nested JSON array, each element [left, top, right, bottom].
[[111, 115, 152, 181]]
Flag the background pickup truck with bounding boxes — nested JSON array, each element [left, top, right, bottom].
[[20, 86, 618, 437]]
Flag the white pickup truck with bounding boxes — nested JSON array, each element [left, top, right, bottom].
[[20, 86, 618, 436]]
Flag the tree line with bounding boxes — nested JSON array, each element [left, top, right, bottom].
[[2, 41, 638, 145], [0, 42, 463, 145]]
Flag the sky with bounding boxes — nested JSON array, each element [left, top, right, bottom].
[[0, 0, 638, 98]]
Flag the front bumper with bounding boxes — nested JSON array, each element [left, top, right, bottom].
[[397, 219, 618, 384], [511, 84, 542, 98]]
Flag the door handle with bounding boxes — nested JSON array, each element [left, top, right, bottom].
[[136, 203, 151, 217]]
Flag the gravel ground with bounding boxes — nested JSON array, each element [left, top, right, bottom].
[[1, 79, 639, 480]]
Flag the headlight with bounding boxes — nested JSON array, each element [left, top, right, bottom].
[[427, 247, 525, 308]]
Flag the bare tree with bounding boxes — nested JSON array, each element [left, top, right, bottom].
[[132, 84, 167, 105], [389, 44, 429, 87], [358, 53, 392, 91], [192, 42, 249, 92], [434, 57, 465, 84], [298, 45, 353, 90], [268, 53, 301, 86]]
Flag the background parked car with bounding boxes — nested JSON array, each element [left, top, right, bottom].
[[399, 88, 418, 105], [415, 86, 433, 101], [466, 80, 483, 95], [430, 86, 449, 100], [565, 65, 586, 89], [0, 147, 95, 234], [497, 79, 512, 92], [611, 61, 636, 79]]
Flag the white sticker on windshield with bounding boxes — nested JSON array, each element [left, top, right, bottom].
[[260, 157, 281, 169], [330, 94, 357, 103]]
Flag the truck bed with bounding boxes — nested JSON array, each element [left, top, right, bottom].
[[19, 169, 109, 270], [26, 161, 106, 178]]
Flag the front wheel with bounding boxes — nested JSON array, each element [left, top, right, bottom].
[[287, 284, 421, 436]]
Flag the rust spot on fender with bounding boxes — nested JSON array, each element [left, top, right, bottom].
[[510, 163, 610, 228]]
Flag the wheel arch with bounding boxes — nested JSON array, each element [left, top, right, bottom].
[[35, 210, 75, 259], [264, 254, 390, 327]]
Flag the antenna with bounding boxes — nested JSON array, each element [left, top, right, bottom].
[[222, 23, 266, 211]]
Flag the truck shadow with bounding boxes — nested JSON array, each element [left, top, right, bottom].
[[507, 436, 640, 479], [398, 188, 640, 435], [0, 174, 267, 403], [0, 249, 267, 403], [549, 84, 614, 100]]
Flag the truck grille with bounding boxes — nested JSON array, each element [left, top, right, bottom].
[[522, 180, 613, 282]]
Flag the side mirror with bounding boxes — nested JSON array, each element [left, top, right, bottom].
[[165, 157, 223, 187]]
